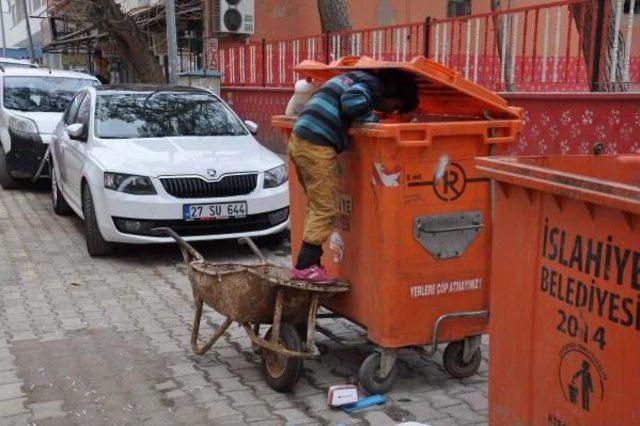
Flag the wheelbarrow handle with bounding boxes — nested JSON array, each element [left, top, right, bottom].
[[238, 237, 267, 264], [151, 227, 204, 263]]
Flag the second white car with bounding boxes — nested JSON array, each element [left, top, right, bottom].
[[50, 84, 290, 256]]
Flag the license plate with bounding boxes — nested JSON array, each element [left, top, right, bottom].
[[183, 202, 247, 221]]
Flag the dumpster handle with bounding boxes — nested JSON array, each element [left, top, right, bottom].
[[417, 223, 484, 234], [422, 310, 488, 356], [394, 121, 520, 148], [485, 136, 516, 145]]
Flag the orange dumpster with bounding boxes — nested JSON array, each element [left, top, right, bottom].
[[272, 56, 523, 393], [476, 155, 640, 425]]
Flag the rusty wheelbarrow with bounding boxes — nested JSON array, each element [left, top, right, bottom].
[[154, 228, 349, 392]]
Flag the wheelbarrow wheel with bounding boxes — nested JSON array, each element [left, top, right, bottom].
[[261, 323, 303, 393], [359, 352, 397, 395], [443, 340, 482, 378]]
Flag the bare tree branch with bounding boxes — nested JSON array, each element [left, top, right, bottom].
[[52, 0, 165, 83]]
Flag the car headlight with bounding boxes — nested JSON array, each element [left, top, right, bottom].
[[264, 164, 288, 188], [8, 115, 38, 135], [104, 172, 156, 195]]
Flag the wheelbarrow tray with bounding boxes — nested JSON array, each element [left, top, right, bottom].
[[189, 261, 337, 324]]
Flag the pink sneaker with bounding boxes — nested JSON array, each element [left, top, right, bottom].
[[291, 266, 334, 283]]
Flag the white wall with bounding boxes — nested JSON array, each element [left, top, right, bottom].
[[0, 0, 12, 51], [1, 0, 48, 50]]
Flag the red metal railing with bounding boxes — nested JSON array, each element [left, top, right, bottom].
[[428, 0, 592, 91], [218, 24, 425, 88], [325, 22, 426, 63], [219, 0, 640, 92]]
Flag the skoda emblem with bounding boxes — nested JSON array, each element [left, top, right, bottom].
[[206, 169, 217, 178]]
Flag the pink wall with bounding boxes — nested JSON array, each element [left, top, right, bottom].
[[224, 87, 291, 154], [244, 0, 443, 44], [501, 93, 640, 156], [222, 87, 640, 157], [234, 0, 559, 45], [221, 1, 640, 57]]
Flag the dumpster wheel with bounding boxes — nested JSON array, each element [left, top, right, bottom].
[[359, 351, 398, 394], [443, 340, 482, 378], [261, 323, 303, 393]]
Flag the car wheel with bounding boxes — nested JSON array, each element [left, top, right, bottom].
[[82, 184, 114, 256], [50, 159, 72, 215], [0, 146, 19, 189]]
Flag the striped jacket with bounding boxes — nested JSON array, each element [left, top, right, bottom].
[[292, 71, 383, 153]]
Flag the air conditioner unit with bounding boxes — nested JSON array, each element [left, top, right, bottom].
[[218, 0, 254, 35]]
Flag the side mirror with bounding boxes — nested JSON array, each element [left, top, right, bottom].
[[66, 123, 85, 140], [244, 120, 258, 135]]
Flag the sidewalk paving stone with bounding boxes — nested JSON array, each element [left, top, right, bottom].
[[0, 187, 490, 425]]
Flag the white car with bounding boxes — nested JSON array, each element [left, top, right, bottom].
[[0, 57, 38, 69], [49, 84, 290, 256], [0, 67, 99, 188]]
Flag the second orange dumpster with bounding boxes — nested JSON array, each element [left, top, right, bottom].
[[476, 155, 640, 425]]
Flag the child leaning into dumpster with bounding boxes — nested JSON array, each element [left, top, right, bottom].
[[290, 69, 418, 282]]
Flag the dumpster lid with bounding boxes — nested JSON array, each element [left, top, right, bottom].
[[476, 155, 640, 215], [295, 56, 521, 120]]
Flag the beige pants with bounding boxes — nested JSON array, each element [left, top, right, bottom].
[[289, 134, 340, 246]]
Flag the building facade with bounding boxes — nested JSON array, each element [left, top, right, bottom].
[[0, 0, 167, 72], [1, 0, 47, 58]]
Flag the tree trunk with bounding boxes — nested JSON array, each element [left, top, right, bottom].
[[490, 0, 516, 91], [317, 0, 352, 32], [83, 0, 165, 83], [571, 0, 628, 92]]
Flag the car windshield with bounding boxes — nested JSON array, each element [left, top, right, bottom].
[[95, 91, 248, 139], [3, 76, 97, 112]]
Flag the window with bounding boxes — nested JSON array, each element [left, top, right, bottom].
[[75, 94, 91, 125], [95, 91, 248, 139], [31, 0, 42, 11], [447, 0, 471, 17], [624, 0, 640, 15], [3, 77, 97, 112], [64, 93, 85, 125], [50, 17, 79, 39]]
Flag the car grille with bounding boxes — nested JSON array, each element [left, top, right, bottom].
[[112, 207, 289, 237], [160, 174, 258, 198]]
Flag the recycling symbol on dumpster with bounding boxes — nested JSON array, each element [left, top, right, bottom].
[[433, 162, 467, 201]]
